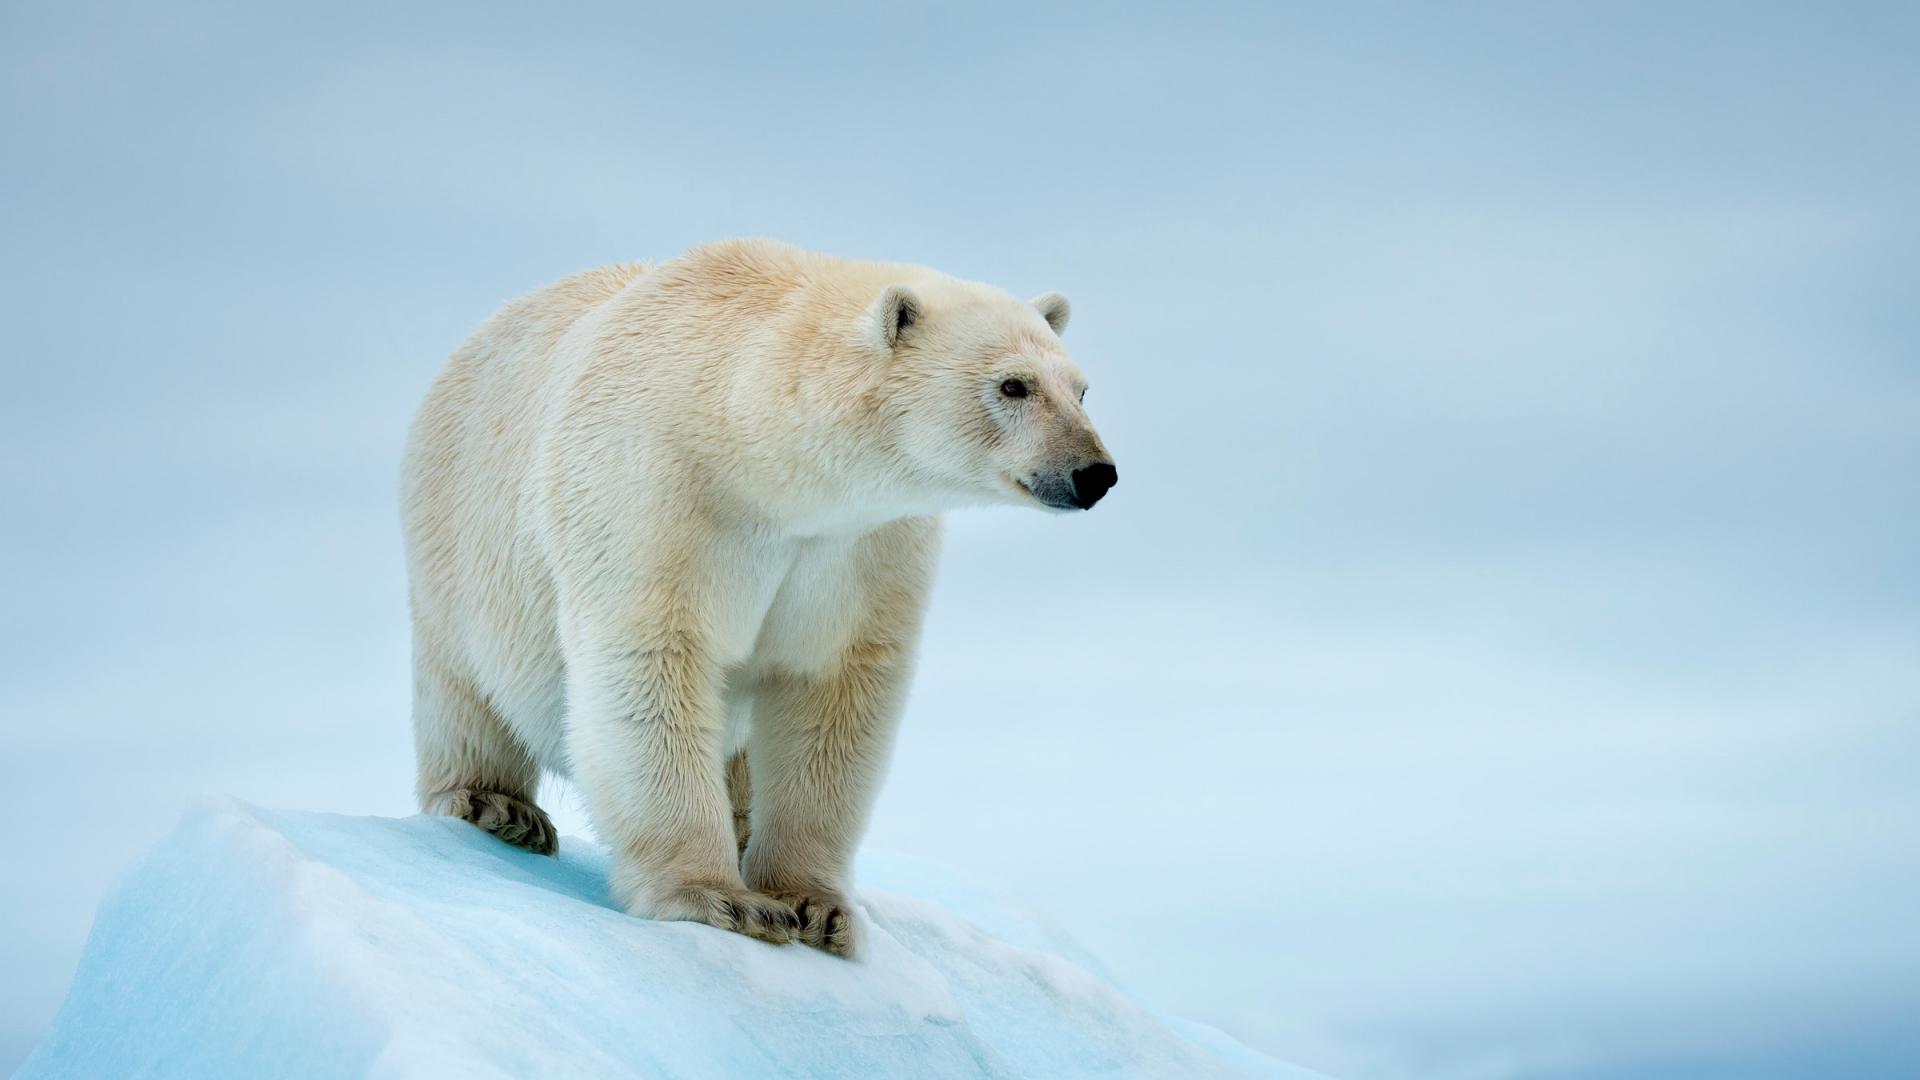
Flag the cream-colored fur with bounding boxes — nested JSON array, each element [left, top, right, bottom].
[[401, 239, 1113, 955]]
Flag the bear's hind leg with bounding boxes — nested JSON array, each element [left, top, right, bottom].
[[727, 750, 752, 858], [413, 649, 556, 856]]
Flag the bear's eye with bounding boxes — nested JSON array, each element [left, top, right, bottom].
[[1000, 379, 1029, 399]]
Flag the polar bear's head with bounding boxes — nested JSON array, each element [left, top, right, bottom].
[[863, 281, 1116, 513]]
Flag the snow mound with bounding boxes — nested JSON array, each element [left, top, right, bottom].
[[21, 799, 1321, 1079]]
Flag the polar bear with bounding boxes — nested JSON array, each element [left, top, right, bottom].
[[401, 239, 1115, 955]]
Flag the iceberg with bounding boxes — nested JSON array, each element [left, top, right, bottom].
[[20, 799, 1322, 1079]]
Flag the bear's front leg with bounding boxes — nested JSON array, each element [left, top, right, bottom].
[[560, 591, 800, 946], [743, 634, 920, 958]]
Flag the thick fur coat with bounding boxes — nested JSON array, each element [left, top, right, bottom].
[[401, 239, 1114, 955]]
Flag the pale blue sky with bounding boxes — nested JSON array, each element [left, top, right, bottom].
[[4, 3, 1918, 1077]]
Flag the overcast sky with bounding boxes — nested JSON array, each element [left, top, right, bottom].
[[4, 3, 1918, 1077]]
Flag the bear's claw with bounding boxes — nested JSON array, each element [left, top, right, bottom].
[[657, 884, 802, 945], [428, 788, 558, 856], [771, 890, 856, 957]]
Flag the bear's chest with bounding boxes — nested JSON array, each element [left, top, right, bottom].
[[719, 535, 872, 681]]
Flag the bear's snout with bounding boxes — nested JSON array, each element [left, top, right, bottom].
[[1069, 462, 1117, 510], [1026, 460, 1117, 511]]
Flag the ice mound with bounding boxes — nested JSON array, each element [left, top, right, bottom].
[[20, 800, 1321, 1078]]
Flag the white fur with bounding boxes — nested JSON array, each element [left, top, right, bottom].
[[1030, 291, 1071, 335], [401, 239, 1112, 954]]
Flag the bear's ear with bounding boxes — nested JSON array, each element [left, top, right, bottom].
[[866, 284, 923, 350], [1031, 291, 1071, 336]]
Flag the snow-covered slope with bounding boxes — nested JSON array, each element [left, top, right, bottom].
[[20, 800, 1321, 1079]]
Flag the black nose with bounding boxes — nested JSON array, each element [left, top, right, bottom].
[[1069, 462, 1117, 509]]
